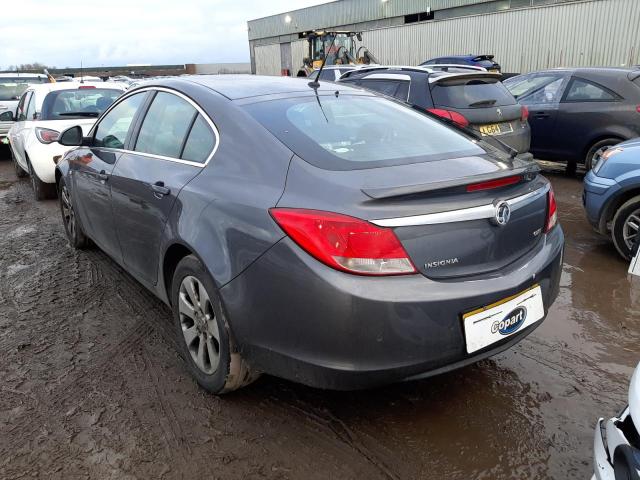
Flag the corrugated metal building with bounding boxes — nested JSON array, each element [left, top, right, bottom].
[[247, 0, 640, 75]]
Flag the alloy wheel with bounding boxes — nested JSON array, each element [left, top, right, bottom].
[[623, 208, 640, 251], [60, 185, 76, 239], [178, 276, 221, 374]]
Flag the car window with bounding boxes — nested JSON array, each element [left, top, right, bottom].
[[244, 94, 484, 171], [431, 78, 516, 108], [360, 79, 410, 101], [181, 114, 216, 163], [41, 88, 121, 120], [318, 69, 336, 81], [25, 92, 36, 121], [94, 92, 146, 149], [16, 92, 31, 121], [307, 71, 319, 81], [505, 75, 564, 103], [564, 78, 617, 102], [0, 77, 47, 101], [135, 92, 197, 159]]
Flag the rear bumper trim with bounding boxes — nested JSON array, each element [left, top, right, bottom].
[[371, 183, 550, 227]]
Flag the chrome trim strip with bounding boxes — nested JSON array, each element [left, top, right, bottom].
[[371, 184, 550, 228], [89, 86, 220, 169]]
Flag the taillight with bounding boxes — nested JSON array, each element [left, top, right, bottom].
[[35, 127, 60, 144], [636, 105, 640, 113], [520, 105, 529, 122], [269, 208, 416, 276], [78, 85, 96, 89], [427, 108, 469, 128], [545, 188, 558, 233], [466, 175, 522, 192]]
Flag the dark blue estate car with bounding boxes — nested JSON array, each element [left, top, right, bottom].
[[584, 138, 640, 260], [421, 55, 501, 73]]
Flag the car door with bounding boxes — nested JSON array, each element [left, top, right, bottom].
[[110, 89, 217, 286], [10, 91, 32, 165], [555, 76, 624, 160], [69, 91, 149, 261], [514, 73, 569, 159]]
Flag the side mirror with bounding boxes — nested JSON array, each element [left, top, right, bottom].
[[0, 111, 14, 122], [58, 125, 85, 147]]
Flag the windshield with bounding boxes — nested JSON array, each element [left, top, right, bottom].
[[431, 78, 516, 108], [244, 94, 484, 170], [0, 77, 47, 101], [41, 88, 122, 120]]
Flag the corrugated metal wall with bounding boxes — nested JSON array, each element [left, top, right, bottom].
[[291, 40, 307, 75], [255, 44, 282, 76], [362, 0, 640, 72]]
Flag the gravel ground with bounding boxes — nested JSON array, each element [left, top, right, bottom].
[[0, 149, 638, 479]]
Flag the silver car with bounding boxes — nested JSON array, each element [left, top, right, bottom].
[[0, 73, 49, 144]]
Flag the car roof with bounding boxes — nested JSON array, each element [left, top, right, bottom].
[[178, 74, 364, 100], [340, 65, 499, 82], [533, 67, 639, 75], [28, 81, 125, 94], [0, 73, 48, 79]]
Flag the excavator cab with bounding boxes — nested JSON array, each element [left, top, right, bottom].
[[296, 31, 378, 77]]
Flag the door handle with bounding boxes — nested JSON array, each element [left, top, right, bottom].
[[97, 170, 109, 182], [151, 181, 171, 197], [534, 112, 550, 119]]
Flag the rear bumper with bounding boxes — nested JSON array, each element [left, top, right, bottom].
[[221, 224, 564, 390], [478, 122, 531, 154]]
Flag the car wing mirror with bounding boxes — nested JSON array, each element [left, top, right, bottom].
[[0, 111, 14, 122], [58, 125, 90, 147]]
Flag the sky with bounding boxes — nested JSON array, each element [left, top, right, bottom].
[[1, 0, 330, 69]]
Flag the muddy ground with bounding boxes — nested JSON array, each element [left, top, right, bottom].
[[0, 149, 638, 480]]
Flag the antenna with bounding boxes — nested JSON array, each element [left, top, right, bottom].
[[80, 60, 84, 83], [308, 32, 337, 89]]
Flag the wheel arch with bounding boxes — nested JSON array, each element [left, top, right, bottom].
[[600, 186, 640, 233], [582, 133, 626, 160]]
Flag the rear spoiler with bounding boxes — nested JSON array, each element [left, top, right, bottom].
[[361, 162, 539, 200], [472, 55, 495, 62], [628, 70, 640, 82], [428, 72, 502, 84]]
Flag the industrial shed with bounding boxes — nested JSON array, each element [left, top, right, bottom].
[[247, 0, 640, 76]]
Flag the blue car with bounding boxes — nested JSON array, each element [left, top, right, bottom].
[[421, 55, 501, 73], [583, 138, 640, 259]]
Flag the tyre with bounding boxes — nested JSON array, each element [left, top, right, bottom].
[[170, 255, 257, 394], [58, 177, 90, 249], [585, 138, 621, 171], [10, 149, 27, 178], [27, 158, 56, 201], [611, 195, 640, 261]]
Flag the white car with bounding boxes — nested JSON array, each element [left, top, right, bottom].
[[8, 82, 125, 200], [593, 362, 640, 479], [0, 73, 49, 144]]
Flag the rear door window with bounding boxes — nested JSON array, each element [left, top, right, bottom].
[[17, 92, 32, 121], [135, 92, 197, 158], [563, 78, 618, 102], [431, 78, 516, 108], [360, 79, 410, 101], [94, 92, 146, 149], [181, 114, 216, 163], [25, 92, 36, 121]]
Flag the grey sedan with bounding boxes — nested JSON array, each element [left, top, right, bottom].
[[54, 75, 564, 393]]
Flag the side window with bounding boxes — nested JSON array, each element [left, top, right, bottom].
[[182, 115, 216, 163], [360, 79, 407, 100], [25, 92, 36, 121], [16, 92, 31, 121], [318, 69, 336, 81], [519, 77, 565, 105], [94, 92, 146, 149], [563, 78, 617, 102], [135, 92, 196, 158]]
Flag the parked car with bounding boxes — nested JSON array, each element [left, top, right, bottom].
[[8, 82, 125, 200], [308, 64, 485, 82], [421, 55, 501, 73], [0, 73, 49, 145], [54, 76, 563, 394], [339, 66, 531, 153], [592, 362, 640, 480], [504, 68, 640, 171], [583, 138, 640, 259]]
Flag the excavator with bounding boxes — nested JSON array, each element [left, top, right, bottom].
[[296, 30, 379, 77]]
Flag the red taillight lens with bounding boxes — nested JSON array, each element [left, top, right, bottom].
[[545, 188, 558, 233], [35, 127, 60, 144], [269, 208, 417, 276], [636, 105, 640, 113], [78, 85, 96, 89], [466, 175, 522, 192], [427, 108, 469, 128], [520, 105, 529, 122]]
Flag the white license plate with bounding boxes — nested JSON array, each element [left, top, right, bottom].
[[463, 285, 544, 354]]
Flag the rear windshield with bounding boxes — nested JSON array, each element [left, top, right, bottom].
[[41, 88, 122, 120], [0, 77, 47, 101], [243, 94, 484, 170], [431, 78, 516, 109]]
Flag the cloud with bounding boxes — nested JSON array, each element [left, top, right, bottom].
[[1, 0, 329, 69]]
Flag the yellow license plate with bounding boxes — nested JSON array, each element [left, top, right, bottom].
[[479, 123, 513, 136]]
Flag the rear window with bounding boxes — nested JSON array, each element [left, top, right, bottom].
[[244, 94, 483, 171], [41, 88, 122, 120], [0, 77, 47, 101], [431, 78, 516, 109]]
